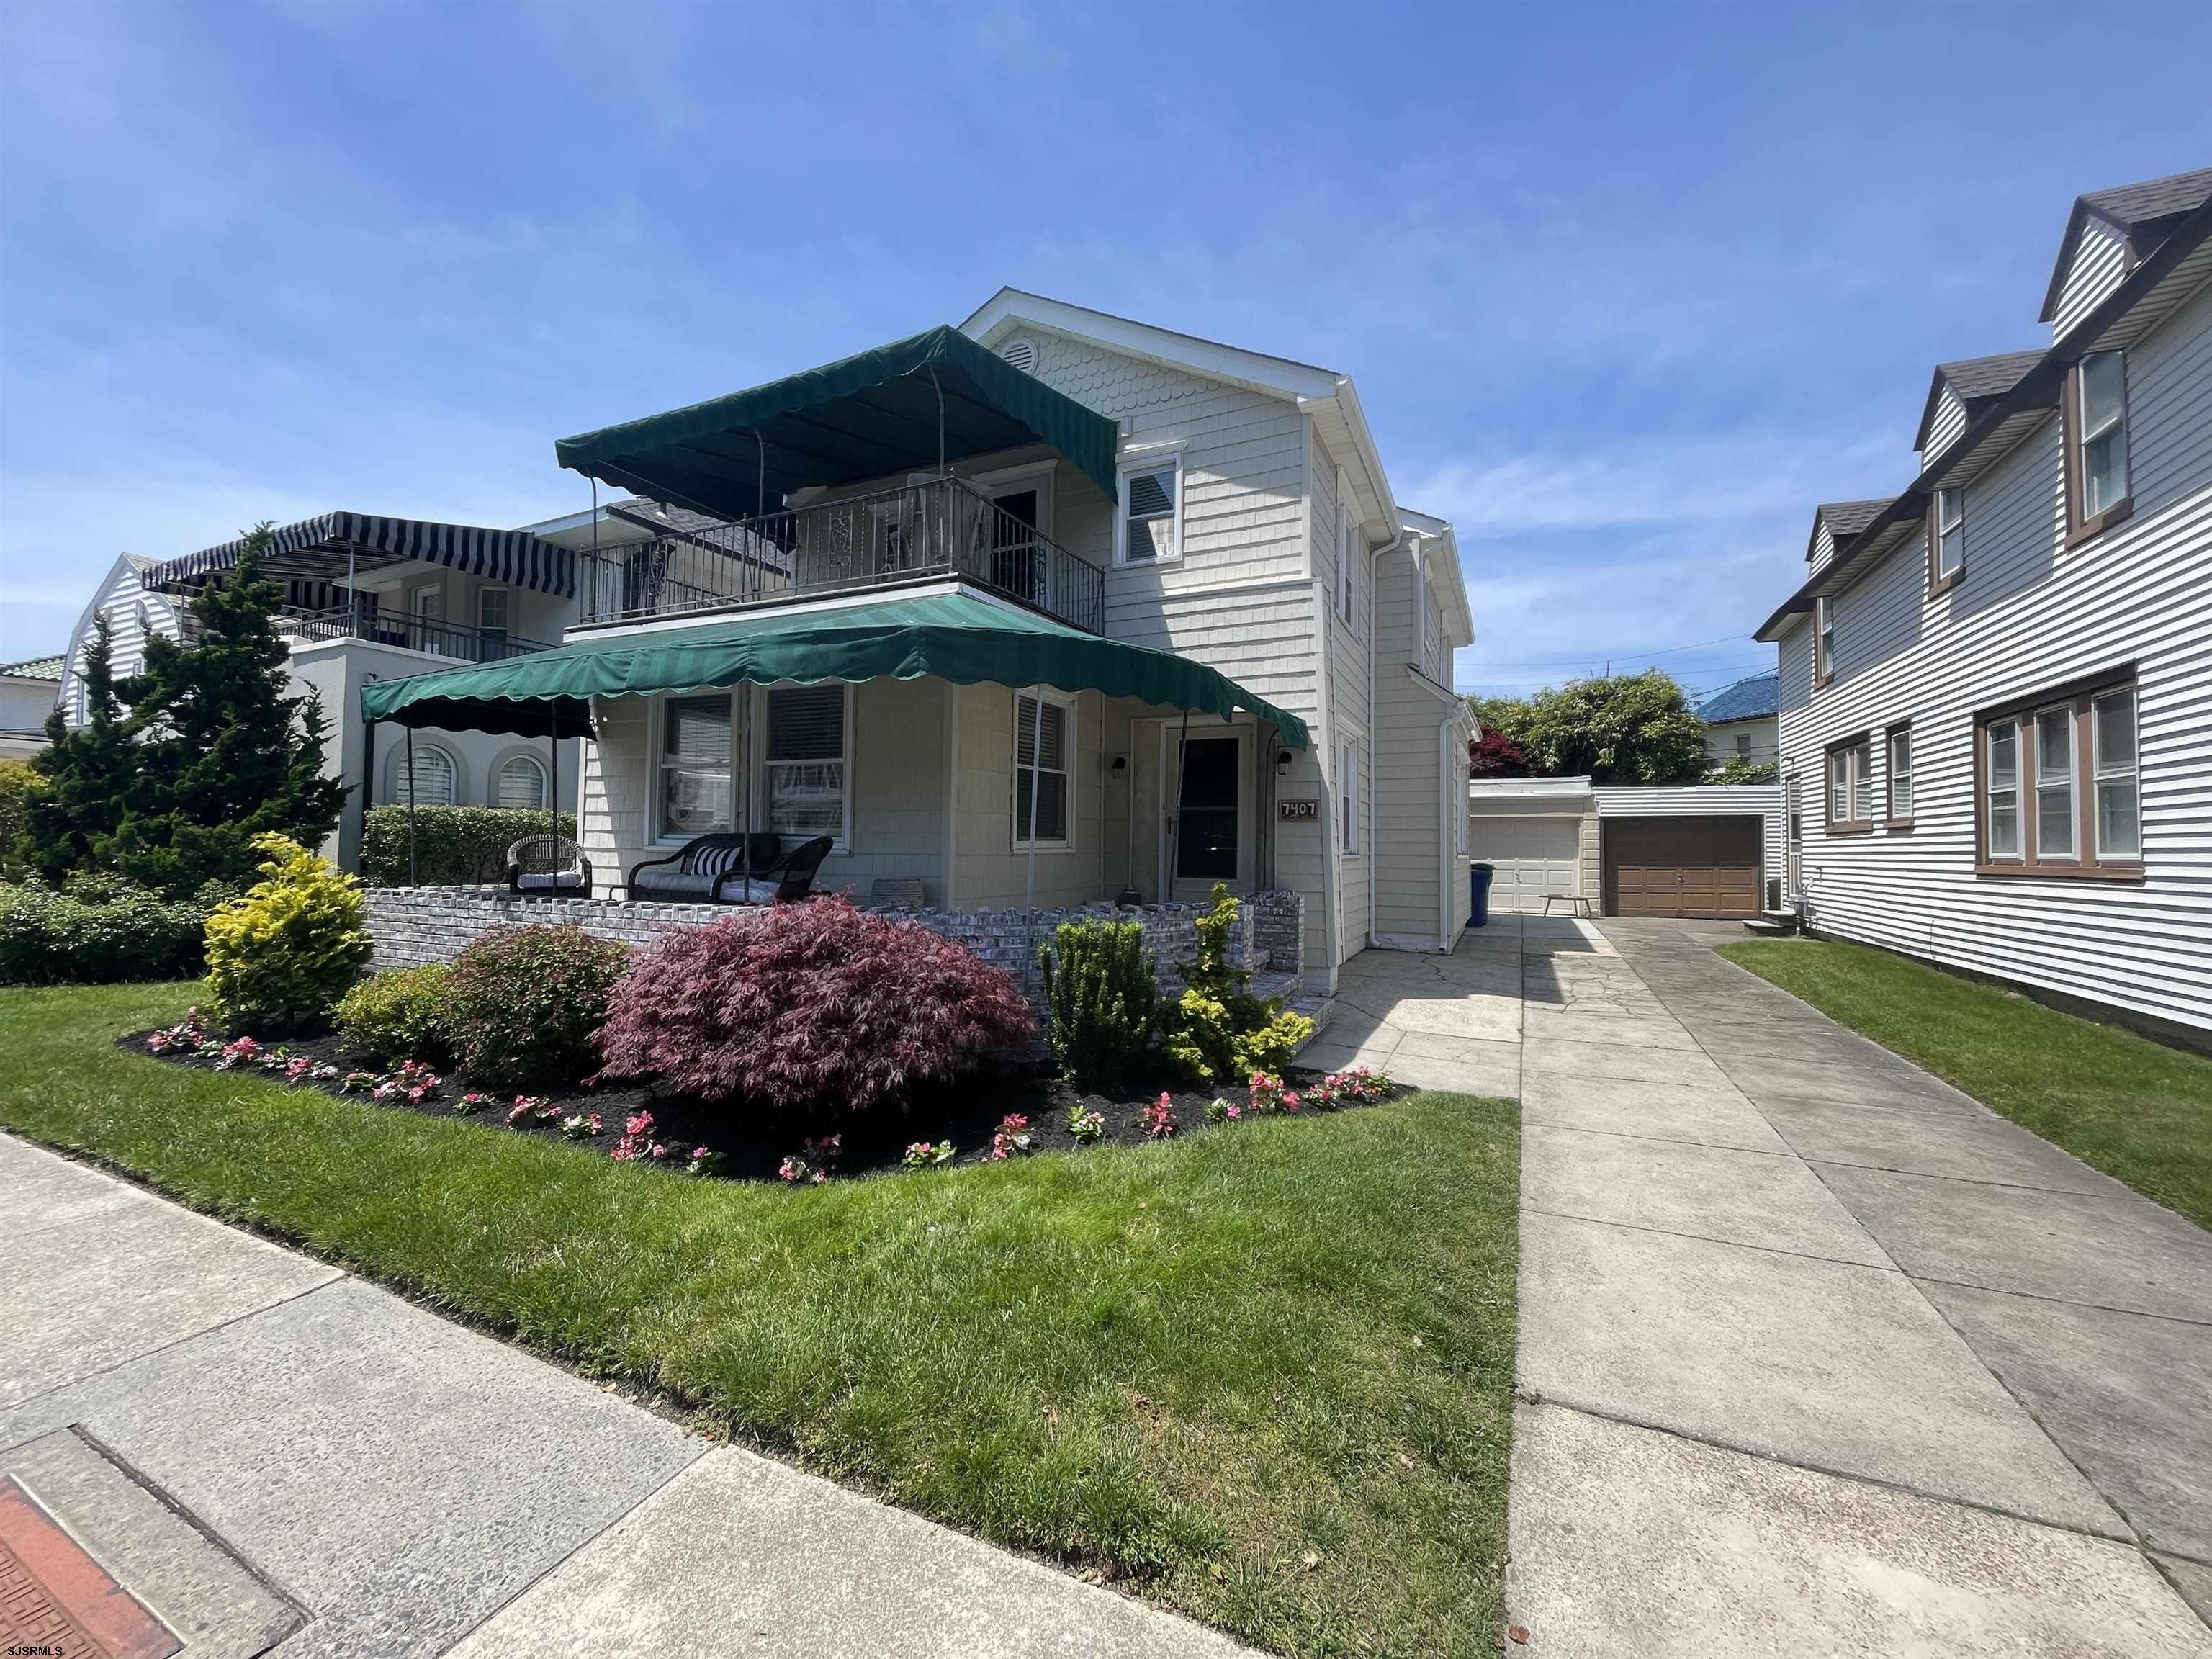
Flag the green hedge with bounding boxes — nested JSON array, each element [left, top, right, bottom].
[[360, 806, 577, 887], [0, 876, 214, 984]]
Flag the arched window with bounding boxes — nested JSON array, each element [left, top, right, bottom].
[[497, 753, 548, 811], [400, 745, 457, 807]]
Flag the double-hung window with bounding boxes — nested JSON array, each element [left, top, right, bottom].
[[1815, 596, 1834, 685], [1014, 690, 1071, 847], [1930, 487, 1964, 590], [764, 685, 848, 845], [1978, 675, 2140, 874], [1337, 497, 1359, 631], [1886, 725, 1914, 824], [1118, 458, 1180, 564], [1826, 736, 1871, 831], [660, 696, 732, 837], [2067, 351, 2132, 540]]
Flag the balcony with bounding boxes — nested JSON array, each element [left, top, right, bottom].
[[186, 605, 555, 663], [577, 475, 1106, 634]]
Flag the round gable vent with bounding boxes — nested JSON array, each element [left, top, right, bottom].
[[999, 336, 1038, 375]]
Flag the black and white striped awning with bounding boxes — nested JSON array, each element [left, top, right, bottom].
[[140, 511, 575, 599]]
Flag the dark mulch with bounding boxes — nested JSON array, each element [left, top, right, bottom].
[[120, 1022, 1400, 1181]]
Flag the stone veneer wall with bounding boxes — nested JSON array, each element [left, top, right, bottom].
[[361, 888, 1306, 1009]]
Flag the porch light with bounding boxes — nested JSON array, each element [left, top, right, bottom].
[[1277, 750, 1293, 778], [1110, 755, 1126, 781]]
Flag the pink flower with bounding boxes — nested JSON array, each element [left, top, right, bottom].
[[626, 1112, 656, 1140]]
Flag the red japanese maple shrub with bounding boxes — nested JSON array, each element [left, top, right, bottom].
[[595, 896, 1035, 1115], [1468, 729, 1529, 778]]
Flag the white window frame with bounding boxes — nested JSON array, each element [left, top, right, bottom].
[[2032, 703, 2077, 862], [497, 752, 549, 811], [2077, 351, 2129, 521], [1336, 475, 1359, 631], [1825, 736, 1871, 831], [754, 682, 854, 853], [2092, 686, 2139, 861], [1815, 595, 1834, 685], [1337, 737, 1361, 855], [1886, 726, 1913, 823], [1934, 487, 1964, 584], [399, 742, 459, 809], [1115, 445, 1185, 566], [655, 691, 737, 845], [1012, 685, 1076, 851]]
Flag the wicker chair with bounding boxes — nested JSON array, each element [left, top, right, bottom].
[[505, 834, 593, 896]]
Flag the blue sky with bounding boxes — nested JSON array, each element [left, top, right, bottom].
[[4, 2, 2208, 703]]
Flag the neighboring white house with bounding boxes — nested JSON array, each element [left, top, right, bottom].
[[1468, 776, 1783, 919], [1756, 166, 2212, 1046], [0, 653, 63, 760], [1695, 672, 1779, 770], [60, 514, 624, 869], [355, 297, 1477, 990]]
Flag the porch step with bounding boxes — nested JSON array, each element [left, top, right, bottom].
[[1742, 912, 1799, 938]]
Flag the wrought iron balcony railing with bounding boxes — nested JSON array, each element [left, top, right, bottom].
[[576, 475, 1107, 634], [185, 604, 554, 663]]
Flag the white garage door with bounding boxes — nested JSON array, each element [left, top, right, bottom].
[[1473, 816, 1581, 914]]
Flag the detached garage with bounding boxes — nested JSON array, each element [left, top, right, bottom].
[[1468, 778, 1782, 921]]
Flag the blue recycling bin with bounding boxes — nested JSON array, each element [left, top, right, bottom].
[[1470, 862, 1496, 928]]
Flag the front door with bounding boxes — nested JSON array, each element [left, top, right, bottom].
[[1165, 732, 1251, 902], [409, 585, 445, 655]]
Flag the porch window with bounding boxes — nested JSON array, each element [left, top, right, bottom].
[[1014, 690, 1071, 847], [660, 696, 732, 837], [400, 743, 458, 808], [1118, 460, 1179, 564], [498, 752, 549, 810], [765, 685, 848, 845]]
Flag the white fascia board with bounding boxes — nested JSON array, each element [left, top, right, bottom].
[[1421, 523, 1473, 647], [960, 288, 1341, 403]]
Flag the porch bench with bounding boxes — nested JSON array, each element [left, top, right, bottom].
[[623, 833, 782, 903]]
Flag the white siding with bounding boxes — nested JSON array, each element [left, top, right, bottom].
[[2054, 221, 2130, 341], [1372, 547, 1438, 939], [1780, 277, 2212, 1037], [1922, 384, 1969, 468], [1808, 522, 1837, 574], [60, 559, 179, 725]]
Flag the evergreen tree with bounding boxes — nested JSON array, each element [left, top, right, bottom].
[[19, 615, 137, 882], [104, 527, 350, 896]]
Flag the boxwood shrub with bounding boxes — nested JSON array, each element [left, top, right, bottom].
[[359, 805, 577, 887], [334, 963, 453, 1066]]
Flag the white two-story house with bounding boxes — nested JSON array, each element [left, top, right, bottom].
[[357, 293, 1476, 989], [1757, 166, 2212, 1046]]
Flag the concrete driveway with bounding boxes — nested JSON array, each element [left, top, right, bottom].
[[1497, 917, 2212, 1657]]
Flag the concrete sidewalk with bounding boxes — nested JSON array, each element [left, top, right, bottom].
[[0, 1133, 1249, 1658], [1506, 918, 2212, 1656]]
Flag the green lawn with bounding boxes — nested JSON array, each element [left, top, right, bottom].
[[0, 984, 1520, 1659], [1719, 938, 2212, 1228]]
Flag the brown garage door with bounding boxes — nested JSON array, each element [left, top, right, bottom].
[[1603, 817, 1761, 919]]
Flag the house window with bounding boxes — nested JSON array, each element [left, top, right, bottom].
[[1815, 596, 1834, 685], [1886, 726, 1913, 824], [660, 695, 732, 837], [764, 685, 848, 845], [1118, 459, 1180, 563], [498, 753, 548, 811], [479, 586, 511, 660], [1337, 499, 1359, 630], [1735, 732, 1753, 761], [1339, 739, 1360, 853], [399, 743, 457, 808], [2077, 351, 2130, 520], [1931, 487, 1964, 589], [1014, 689, 1071, 847], [1826, 735, 1871, 831], [1977, 675, 2140, 875]]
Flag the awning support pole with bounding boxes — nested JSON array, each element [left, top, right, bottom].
[[926, 366, 945, 474], [549, 704, 560, 877], [346, 546, 357, 638], [405, 723, 418, 887], [1170, 706, 1190, 896], [1022, 687, 1045, 916]]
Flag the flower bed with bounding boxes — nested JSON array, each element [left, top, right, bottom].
[[126, 1007, 1400, 1182]]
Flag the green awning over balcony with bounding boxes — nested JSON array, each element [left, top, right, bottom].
[[554, 326, 1120, 517], [358, 590, 1310, 747]]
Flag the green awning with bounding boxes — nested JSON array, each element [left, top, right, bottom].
[[554, 326, 1120, 518], [359, 591, 1310, 747]]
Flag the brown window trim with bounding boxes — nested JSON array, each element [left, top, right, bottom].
[[1884, 720, 1915, 829], [1925, 493, 1962, 598], [2061, 358, 2135, 549], [1972, 669, 2143, 880], [1824, 732, 1873, 833]]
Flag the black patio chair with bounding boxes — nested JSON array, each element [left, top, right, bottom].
[[505, 834, 593, 896], [621, 832, 782, 902]]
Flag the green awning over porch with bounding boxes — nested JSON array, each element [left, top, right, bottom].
[[553, 326, 1120, 518], [358, 590, 1310, 747]]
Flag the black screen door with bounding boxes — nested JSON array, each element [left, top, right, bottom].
[[1176, 737, 1240, 881]]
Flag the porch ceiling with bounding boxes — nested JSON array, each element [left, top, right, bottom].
[[359, 588, 1310, 747], [553, 326, 1120, 518]]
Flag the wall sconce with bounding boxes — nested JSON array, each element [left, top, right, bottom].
[[1110, 755, 1127, 781], [1276, 750, 1293, 778]]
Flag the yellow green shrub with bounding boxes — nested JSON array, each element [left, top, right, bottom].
[[203, 834, 372, 1033]]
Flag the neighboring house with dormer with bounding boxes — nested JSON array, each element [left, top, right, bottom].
[[1757, 166, 2212, 1046], [351, 295, 1478, 988]]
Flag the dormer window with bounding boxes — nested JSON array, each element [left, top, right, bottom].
[[2065, 350, 2132, 542], [1929, 487, 1964, 593]]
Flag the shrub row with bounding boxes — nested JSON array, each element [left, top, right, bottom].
[[359, 805, 576, 888], [0, 875, 215, 984]]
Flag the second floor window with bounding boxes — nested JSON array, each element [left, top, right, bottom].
[[1932, 487, 1964, 588], [1815, 596, 1834, 685], [1119, 463, 1179, 563], [1337, 502, 1359, 631], [2077, 352, 2129, 518]]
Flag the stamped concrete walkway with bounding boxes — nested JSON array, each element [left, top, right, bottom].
[[1503, 917, 2212, 1657], [0, 1133, 1249, 1658]]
